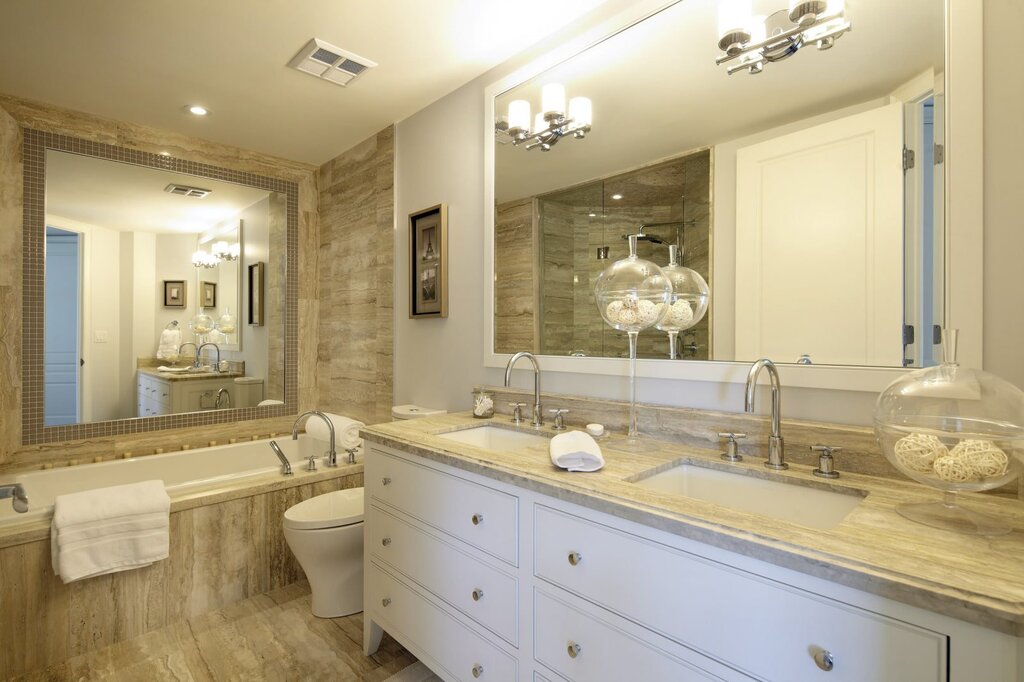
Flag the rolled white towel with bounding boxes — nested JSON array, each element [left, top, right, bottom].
[[305, 412, 365, 451], [258, 399, 285, 407], [550, 431, 605, 472]]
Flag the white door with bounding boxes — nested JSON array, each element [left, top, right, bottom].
[[44, 228, 82, 426], [734, 101, 904, 366]]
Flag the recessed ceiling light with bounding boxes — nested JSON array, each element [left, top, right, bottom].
[[611, 193, 623, 200], [187, 105, 209, 116], [588, 212, 597, 217]]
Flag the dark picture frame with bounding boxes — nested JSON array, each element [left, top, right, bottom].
[[163, 280, 186, 307], [200, 280, 217, 308], [248, 262, 265, 326], [409, 204, 448, 318]]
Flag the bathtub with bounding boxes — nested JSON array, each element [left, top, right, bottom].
[[1, 435, 342, 527]]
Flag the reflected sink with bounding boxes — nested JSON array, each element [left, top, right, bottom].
[[634, 464, 863, 530], [439, 426, 550, 452]]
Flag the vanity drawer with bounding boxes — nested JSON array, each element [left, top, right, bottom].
[[534, 505, 947, 682], [368, 504, 519, 646], [368, 561, 517, 682], [534, 588, 748, 682], [138, 375, 170, 407], [367, 448, 519, 565]]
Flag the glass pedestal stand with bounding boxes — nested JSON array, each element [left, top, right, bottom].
[[896, 491, 1011, 536], [666, 330, 679, 360], [607, 331, 656, 453]]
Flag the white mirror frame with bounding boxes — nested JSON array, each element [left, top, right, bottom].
[[483, 0, 982, 393]]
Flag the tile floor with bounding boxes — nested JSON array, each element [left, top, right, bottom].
[[16, 581, 418, 681]]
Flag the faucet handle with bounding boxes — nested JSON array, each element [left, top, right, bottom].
[[508, 402, 526, 425], [306, 455, 318, 472], [810, 444, 842, 479], [717, 432, 746, 462], [548, 408, 569, 431]]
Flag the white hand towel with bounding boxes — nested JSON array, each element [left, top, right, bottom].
[[51, 480, 170, 584], [156, 328, 181, 360], [550, 431, 605, 472], [305, 412, 365, 451]]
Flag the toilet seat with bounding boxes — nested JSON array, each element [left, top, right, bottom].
[[283, 488, 364, 530]]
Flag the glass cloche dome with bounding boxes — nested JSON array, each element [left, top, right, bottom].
[[874, 330, 1024, 535], [190, 313, 215, 336], [655, 245, 709, 358], [594, 235, 672, 333]]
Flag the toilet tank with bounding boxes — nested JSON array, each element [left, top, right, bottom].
[[391, 404, 446, 421]]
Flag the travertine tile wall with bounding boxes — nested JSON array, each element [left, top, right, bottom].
[[317, 127, 395, 425], [494, 197, 536, 354], [0, 472, 361, 678], [0, 94, 320, 471], [267, 191, 288, 400]]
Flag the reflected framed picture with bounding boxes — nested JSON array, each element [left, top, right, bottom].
[[248, 262, 265, 326], [200, 281, 216, 308], [409, 204, 448, 318], [163, 280, 186, 307]]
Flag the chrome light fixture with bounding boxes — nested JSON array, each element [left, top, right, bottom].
[[495, 83, 592, 152], [716, 0, 850, 75], [212, 240, 239, 262], [191, 250, 219, 269]]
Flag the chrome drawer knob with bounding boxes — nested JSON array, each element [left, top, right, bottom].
[[567, 641, 582, 659], [381, 476, 392, 486], [568, 551, 583, 566], [471, 663, 484, 678], [471, 513, 484, 526], [381, 597, 391, 607], [381, 537, 391, 547], [813, 649, 834, 672], [472, 588, 484, 602]]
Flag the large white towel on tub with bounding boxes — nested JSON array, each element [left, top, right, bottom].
[[305, 412, 365, 451], [51, 479, 170, 584]]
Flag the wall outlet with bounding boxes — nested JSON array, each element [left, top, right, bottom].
[[94, 330, 109, 343]]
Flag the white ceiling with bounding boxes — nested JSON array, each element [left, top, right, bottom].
[[0, 0, 608, 165], [495, 0, 945, 203], [46, 150, 270, 234]]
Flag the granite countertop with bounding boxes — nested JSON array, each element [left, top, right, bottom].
[[361, 412, 1024, 636], [137, 367, 246, 382]]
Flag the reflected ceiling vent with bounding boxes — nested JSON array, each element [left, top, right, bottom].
[[164, 183, 212, 199], [288, 38, 377, 87]]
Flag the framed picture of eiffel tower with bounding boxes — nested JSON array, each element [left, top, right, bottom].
[[410, 204, 448, 318]]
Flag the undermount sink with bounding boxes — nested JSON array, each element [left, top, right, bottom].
[[439, 426, 550, 452], [634, 463, 863, 530]]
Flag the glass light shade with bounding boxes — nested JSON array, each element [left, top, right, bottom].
[[541, 83, 566, 117], [229, 243, 240, 260], [212, 240, 230, 258], [874, 331, 1024, 534], [508, 99, 531, 132], [568, 97, 592, 127], [594, 238, 672, 333], [718, 0, 753, 39], [655, 256, 710, 333], [747, 14, 767, 44], [534, 112, 548, 135], [190, 313, 215, 335]]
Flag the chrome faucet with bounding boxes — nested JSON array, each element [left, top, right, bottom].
[[215, 388, 231, 409], [197, 342, 221, 372], [268, 441, 292, 476], [504, 351, 543, 427], [293, 410, 343, 467], [744, 358, 787, 470], [178, 342, 198, 367], [0, 483, 28, 513]]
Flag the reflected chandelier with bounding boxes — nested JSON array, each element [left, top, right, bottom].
[[495, 83, 592, 152], [716, 0, 850, 75]]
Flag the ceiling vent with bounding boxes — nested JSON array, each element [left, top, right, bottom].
[[288, 38, 377, 87], [164, 183, 212, 199]]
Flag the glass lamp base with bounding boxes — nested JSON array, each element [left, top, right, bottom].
[[606, 436, 658, 453], [896, 500, 1011, 536]]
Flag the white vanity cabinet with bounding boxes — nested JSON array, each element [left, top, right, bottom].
[[363, 443, 1020, 682], [136, 373, 235, 416]]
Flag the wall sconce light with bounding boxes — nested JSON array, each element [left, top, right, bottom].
[[716, 0, 850, 75], [495, 83, 592, 152], [212, 241, 239, 262], [192, 250, 219, 269]]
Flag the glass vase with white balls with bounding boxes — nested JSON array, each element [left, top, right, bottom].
[[189, 313, 215, 346], [874, 330, 1024, 536], [594, 234, 672, 452], [655, 245, 709, 359]]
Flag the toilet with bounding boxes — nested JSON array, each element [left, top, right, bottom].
[[283, 487, 364, 618], [392, 404, 447, 421]]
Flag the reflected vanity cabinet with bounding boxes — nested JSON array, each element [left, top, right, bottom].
[[363, 443, 1020, 682], [136, 373, 235, 416]]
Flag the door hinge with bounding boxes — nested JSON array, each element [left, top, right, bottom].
[[903, 324, 915, 346], [902, 146, 916, 172], [934, 143, 944, 165]]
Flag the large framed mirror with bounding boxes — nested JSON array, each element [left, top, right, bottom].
[[24, 129, 297, 444], [484, 0, 981, 390]]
